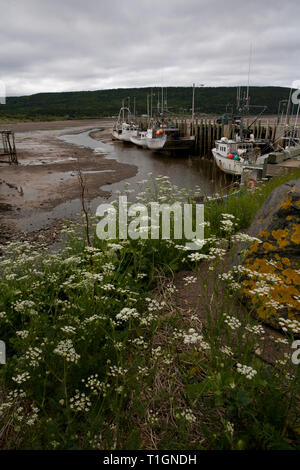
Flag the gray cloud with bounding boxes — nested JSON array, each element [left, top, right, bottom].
[[0, 0, 299, 95]]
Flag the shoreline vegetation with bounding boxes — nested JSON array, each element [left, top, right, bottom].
[[0, 86, 292, 122], [0, 170, 299, 450]]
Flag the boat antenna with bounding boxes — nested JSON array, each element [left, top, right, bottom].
[[236, 86, 241, 111], [285, 86, 293, 127], [165, 87, 168, 112], [246, 43, 252, 111], [147, 93, 150, 126]]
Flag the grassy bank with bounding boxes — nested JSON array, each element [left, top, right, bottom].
[[0, 172, 299, 450]]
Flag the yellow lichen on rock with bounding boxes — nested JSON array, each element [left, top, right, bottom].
[[239, 181, 300, 331], [271, 228, 290, 248], [291, 224, 300, 244], [281, 194, 292, 209]]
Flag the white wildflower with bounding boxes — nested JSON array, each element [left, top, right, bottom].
[[53, 339, 80, 364], [236, 363, 257, 380]]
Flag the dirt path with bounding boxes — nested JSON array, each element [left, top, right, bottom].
[[0, 119, 137, 244]]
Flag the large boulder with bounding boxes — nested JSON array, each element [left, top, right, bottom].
[[239, 179, 300, 330]]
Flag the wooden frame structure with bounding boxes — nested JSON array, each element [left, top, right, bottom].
[[0, 130, 18, 164]]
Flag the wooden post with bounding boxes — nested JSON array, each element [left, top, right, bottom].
[[199, 119, 203, 156], [194, 119, 198, 145], [258, 119, 262, 139], [207, 119, 211, 155], [212, 122, 216, 153], [266, 120, 269, 140]]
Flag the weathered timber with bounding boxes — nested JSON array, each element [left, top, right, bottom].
[[135, 116, 300, 159], [0, 130, 18, 164]]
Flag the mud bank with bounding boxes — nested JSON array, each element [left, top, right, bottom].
[[0, 119, 137, 244]]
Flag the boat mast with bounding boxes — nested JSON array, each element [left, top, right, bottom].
[[192, 83, 195, 132], [237, 45, 252, 140], [246, 44, 252, 112], [236, 86, 241, 110], [165, 88, 167, 112], [285, 87, 293, 127], [147, 93, 150, 127]]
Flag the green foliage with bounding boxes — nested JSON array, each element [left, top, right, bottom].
[[204, 169, 300, 238], [0, 173, 299, 450], [0, 86, 291, 121]]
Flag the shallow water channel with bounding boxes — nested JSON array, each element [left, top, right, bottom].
[[62, 128, 232, 191], [19, 129, 232, 232]]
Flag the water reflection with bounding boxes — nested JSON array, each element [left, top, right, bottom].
[[18, 129, 233, 233], [59, 129, 233, 199]]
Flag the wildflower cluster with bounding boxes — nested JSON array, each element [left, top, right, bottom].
[[53, 339, 80, 364], [70, 391, 91, 412], [278, 317, 300, 335], [236, 363, 257, 380], [224, 314, 241, 331]]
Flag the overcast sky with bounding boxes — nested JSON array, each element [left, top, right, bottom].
[[0, 0, 299, 96]]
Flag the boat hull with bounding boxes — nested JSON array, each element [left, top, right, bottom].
[[112, 130, 123, 140], [164, 137, 195, 151], [212, 149, 244, 175], [146, 135, 167, 150], [112, 130, 138, 142], [130, 135, 147, 147]]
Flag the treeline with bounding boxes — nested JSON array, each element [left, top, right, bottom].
[[0, 86, 290, 121]]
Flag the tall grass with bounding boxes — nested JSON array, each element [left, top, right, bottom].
[[0, 171, 299, 450]]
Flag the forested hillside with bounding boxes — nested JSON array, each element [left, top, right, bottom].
[[0, 86, 290, 121]]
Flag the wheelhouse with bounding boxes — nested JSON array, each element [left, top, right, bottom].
[[215, 139, 254, 158]]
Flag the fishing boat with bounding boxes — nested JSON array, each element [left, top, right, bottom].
[[112, 122, 139, 142], [130, 130, 149, 147], [212, 137, 269, 176], [145, 128, 167, 150], [112, 106, 139, 142], [145, 126, 194, 152], [212, 86, 272, 178]]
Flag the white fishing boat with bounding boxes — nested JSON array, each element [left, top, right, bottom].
[[212, 137, 263, 176], [145, 126, 194, 152], [112, 106, 139, 142], [146, 134, 167, 150], [212, 86, 272, 178], [112, 122, 139, 142], [145, 128, 167, 150], [130, 130, 148, 147]]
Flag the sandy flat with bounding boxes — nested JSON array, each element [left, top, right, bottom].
[[0, 119, 137, 243]]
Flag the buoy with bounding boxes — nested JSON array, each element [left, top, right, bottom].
[[245, 177, 257, 189]]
